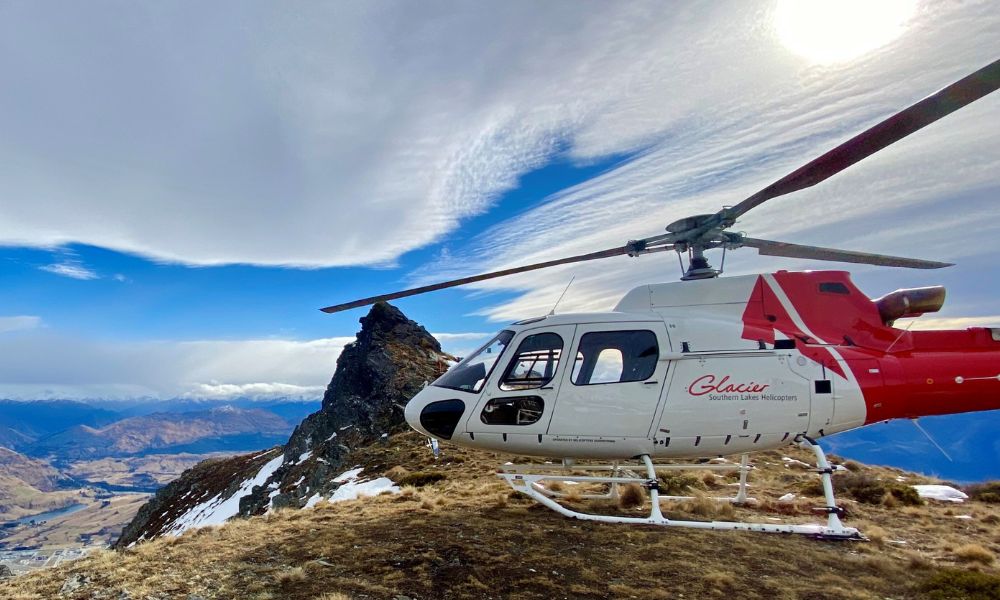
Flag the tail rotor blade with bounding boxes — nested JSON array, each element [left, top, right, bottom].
[[740, 237, 952, 269], [726, 58, 1000, 220], [320, 245, 632, 313]]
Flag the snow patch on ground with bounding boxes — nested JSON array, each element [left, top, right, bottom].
[[912, 485, 968, 503], [165, 454, 284, 535], [782, 457, 811, 468], [329, 477, 399, 502], [306, 467, 400, 508], [267, 488, 281, 511], [333, 467, 365, 483]]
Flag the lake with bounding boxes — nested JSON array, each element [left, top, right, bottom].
[[5, 503, 87, 526]]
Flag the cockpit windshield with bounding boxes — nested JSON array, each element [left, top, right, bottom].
[[433, 330, 514, 393]]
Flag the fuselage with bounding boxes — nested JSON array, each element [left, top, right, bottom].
[[405, 270, 1000, 460]]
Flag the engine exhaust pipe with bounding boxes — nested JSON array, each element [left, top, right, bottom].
[[874, 286, 946, 325]]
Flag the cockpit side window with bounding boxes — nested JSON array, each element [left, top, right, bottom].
[[571, 330, 658, 385], [433, 330, 514, 393], [498, 332, 564, 391]]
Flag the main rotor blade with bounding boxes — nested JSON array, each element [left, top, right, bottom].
[[320, 245, 632, 313], [740, 237, 953, 269], [727, 58, 1000, 220]]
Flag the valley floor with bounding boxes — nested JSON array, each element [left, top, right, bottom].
[[4, 431, 1000, 599]]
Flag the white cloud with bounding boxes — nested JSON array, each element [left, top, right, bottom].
[[431, 332, 492, 342], [0, 331, 485, 400], [431, 331, 494, 359], [184, 383, 327, 400], [407, 2, 1000, 322], [0, 316, 43, 334], [905, 316, 1000, 331], [2, 2, 992, 272], [39, 261, 99, 280]]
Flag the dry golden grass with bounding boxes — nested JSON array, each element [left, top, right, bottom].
[[617, 482, 645, 509], [3, 431, 1000, 599], [954, 543, 996, 565], [0, 493, 148, 549]]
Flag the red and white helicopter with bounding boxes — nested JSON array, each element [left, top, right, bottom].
[[323, 59, 1000, 539]]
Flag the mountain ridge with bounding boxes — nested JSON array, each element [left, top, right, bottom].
[[26, 407, 291, 460], [114, 302, 453, 547]]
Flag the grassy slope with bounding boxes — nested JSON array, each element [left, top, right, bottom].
[[0, 495, 148, 550], [64, 453, 235, 488], [4, 431, 1000, 600]]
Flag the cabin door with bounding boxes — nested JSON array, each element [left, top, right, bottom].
[[467, 325, 577, 436], [547, 322, 669, 437]]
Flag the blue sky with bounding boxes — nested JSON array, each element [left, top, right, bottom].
[[1, 155, 611, 342], [0, 0, 998, 402]]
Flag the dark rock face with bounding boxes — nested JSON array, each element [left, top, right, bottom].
[[293, 301, 446, 457], [242, 302, 452, 515], [115, 303, 452, 546]]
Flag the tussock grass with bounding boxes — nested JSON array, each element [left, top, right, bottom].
[[617, 483, 645, 509], [954, 543, 996, 565]]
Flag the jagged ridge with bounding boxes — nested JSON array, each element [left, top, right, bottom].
[[115, 302, 452, 547]]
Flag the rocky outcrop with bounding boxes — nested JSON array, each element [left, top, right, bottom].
[[115, 302, 452, 547], [243, 301, 452, 514]]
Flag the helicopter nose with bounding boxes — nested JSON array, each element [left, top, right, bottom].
[[404, 388, 466, 440], [403, 393, 426, 434]]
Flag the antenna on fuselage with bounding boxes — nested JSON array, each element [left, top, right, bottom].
[[549, 276, 576, 316]]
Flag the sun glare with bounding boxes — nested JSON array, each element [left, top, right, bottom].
[[775, 0, 916, 64]]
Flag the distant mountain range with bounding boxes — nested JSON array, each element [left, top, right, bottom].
[[0, 400, 119, 448], [27, 407, 291, 460], [0, 399, 320, 460]]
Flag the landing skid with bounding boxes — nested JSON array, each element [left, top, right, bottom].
[[498, 436, 862, 541]]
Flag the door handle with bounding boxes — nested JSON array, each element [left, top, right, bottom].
[[540, 386, 554, 390], [644, 381, 659, 385]]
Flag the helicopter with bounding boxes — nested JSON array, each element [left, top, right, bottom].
[[322, 58, 1000, 540]]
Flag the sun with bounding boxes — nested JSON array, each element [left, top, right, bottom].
[[775, 0, 916, 65]]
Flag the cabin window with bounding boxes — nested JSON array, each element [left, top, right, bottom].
[[499, 332, 564, 391], [480, 396, 545, 425], [433, 330, 514, 393], [571, 330, 658, 385]]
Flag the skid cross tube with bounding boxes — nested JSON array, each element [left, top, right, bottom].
[[498, 447, 862, 540]]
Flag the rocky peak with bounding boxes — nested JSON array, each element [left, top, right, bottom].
[[115, 303, 452, 546], [262, 303, 452, 507], [309, 301, 446, 443]]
